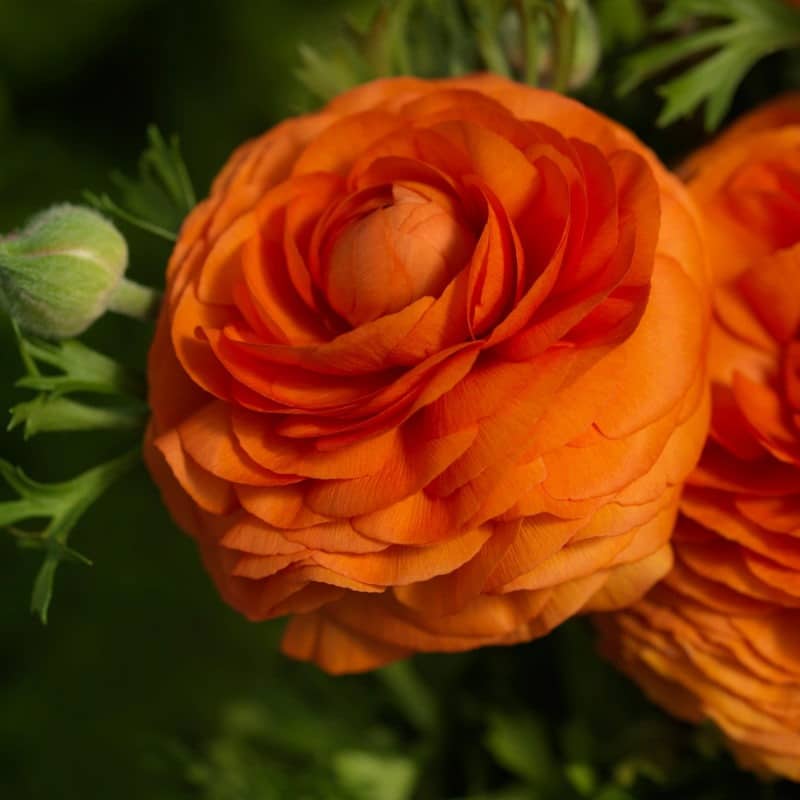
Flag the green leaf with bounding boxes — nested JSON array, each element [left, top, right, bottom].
[[8, 395, 145, 438], [596, 0, 646, 49], [458, 790, 546, 800], [13, 324, 143, 398], [611, 755, 668, 789], [0, 448, 140, 621], [618, 26, 735, 96], [485, 712, 557, 785], [295, 0, 590, 103], [618, 0, 800, 129], [8, 322, 146, 439], [30, 555, 60, 622], [85, 125, 195, 240], [692, 720, 726, 760], [332, 750, 418, 800], [656, 35, 763, 129], [296, 1, 418, 103], [296, 42, 369, 103], [594, 788, 636, 800], [376, 659, 440, 735], [363, 0, 415, 76], [563, 762, 596, 796]]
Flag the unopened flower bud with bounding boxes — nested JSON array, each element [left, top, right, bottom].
[[0, 204, 128, 339]]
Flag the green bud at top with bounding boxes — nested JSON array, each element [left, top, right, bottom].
[[0, 204, 129, 339]]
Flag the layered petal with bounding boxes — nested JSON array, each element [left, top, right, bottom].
[[145, 75, 709, 673], [597, 96, 800, 781]]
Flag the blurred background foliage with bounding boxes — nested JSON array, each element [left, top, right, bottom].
[[0, 1, 798, 798]]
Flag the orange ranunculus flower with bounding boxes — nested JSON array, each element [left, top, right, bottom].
[[144, 75, 709, 674], [597, 95, 800, 780]]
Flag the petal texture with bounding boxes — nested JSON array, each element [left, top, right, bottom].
[[145, 75, 710, 674], [597, 96, 800, 781]]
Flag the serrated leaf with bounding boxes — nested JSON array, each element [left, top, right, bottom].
[[656, 34, 759, 128], [619, 0, 800, 129], [0, 449, 139, 621], [31, 555, 60, 622], [618, 26, 734, 96], [8, 323, 146, 441], [14, 329, 143, 396], [85, 125, 194, 240], [8, 395, 145, 438]]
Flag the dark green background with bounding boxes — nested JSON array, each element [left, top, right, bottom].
[[0, 2, 796, 798]]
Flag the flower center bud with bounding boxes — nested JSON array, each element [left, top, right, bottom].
[[324, 184, 474, 326]]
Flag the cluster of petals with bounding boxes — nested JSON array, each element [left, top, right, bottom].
[[144, 74, 709, 673], [597, 96, 800, 780]]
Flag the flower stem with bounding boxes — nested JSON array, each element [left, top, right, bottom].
[[108, 277, 161, 322], [516, 0, 541, 86], [553, 0, 578, 93]]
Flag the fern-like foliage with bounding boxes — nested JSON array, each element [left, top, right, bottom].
[[620, 0, 800, 130]]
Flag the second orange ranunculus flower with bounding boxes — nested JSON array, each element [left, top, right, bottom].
[[145, 75, 709, 673], [597, 96, 800, 780]]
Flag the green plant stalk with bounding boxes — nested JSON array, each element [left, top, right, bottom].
[[388, 0, 415, 75], [468, 0, 512, 77], [108, 276, 162, 322], [362, 0, 415, 77], [516, 0, 541, 85], [553, 0, 578, 93], [441, 0, 471, 75]]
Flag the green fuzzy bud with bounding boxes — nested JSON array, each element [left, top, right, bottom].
[[0, 204, 129, 339]]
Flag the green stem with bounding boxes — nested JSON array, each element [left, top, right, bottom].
[[442, 0, 470, 75], [516, 0, 542, 85], [108, 277, 162, 322], [468, 0, 512, 77], [389, 0, 415, 75], [553, 0, 578, 93], [10, 319, 39, 377]]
